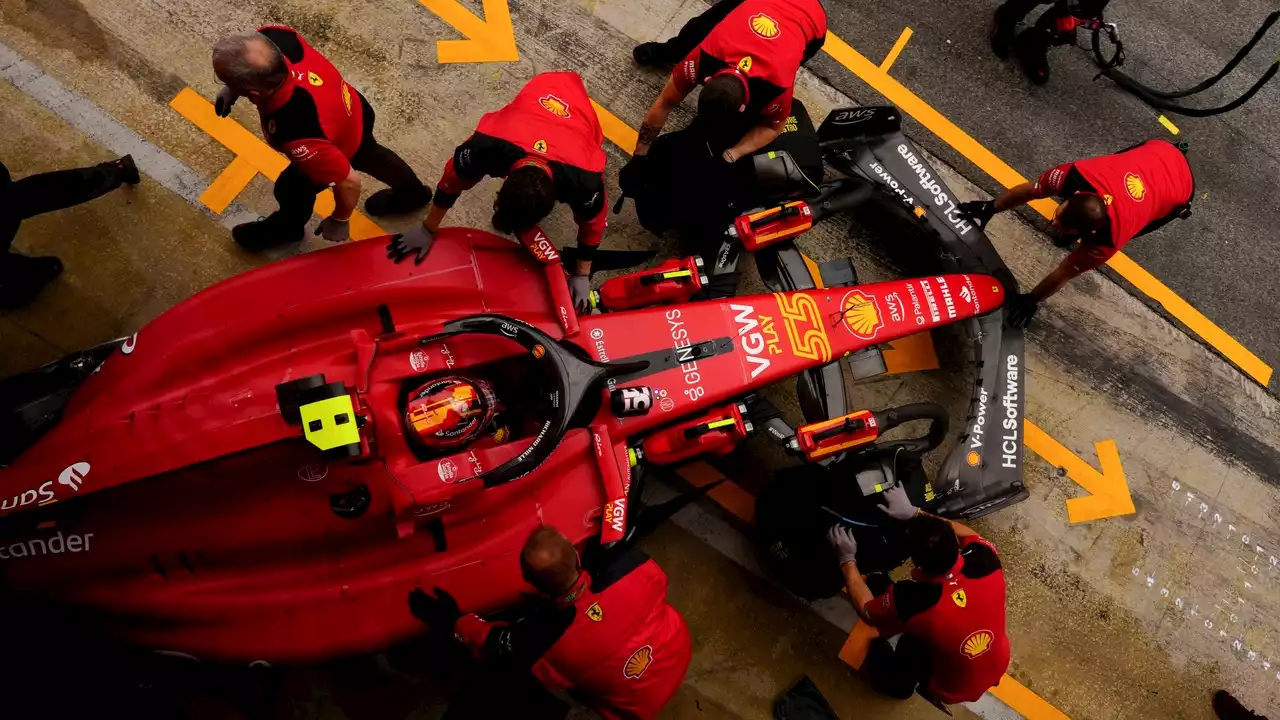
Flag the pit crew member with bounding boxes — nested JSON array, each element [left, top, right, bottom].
[[0, 156, 139, 308], [619, 0, 827, 203], [410, 526, 691, 719], [829, 485, 1010, 704], [212, 27, 430, 251], [389, 72, 607, 315], [960, 138, 1193, 327], [990, 0, 1111, 84]]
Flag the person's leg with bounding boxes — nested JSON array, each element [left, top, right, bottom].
[[443, 668, 568, 720], [7, 156, 139, 221], [232, 163, 317, 251], [861, 637, 920, 700], [351, 95, 431, 217], [634, 0, 747, 66], [992, 0, 1050, 57]]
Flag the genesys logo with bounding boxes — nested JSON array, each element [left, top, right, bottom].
[[0, 531, 95, 561], [1, 462, 91, 513]]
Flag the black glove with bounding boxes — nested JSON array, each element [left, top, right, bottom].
[[958, 200, 996, 229], [1007, 292, 1039, 328], [214, 87, 238, 118], [569, 274, 592, 315], [408, 586, 462, 632], [615, 156, 650, 214], [387, 225, 435, 265]]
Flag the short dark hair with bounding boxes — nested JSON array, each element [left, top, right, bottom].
[[697, 74, 747, 122], [493, 165, 557, 234], [906, 515, 960, 577], [520, 526, 579, 597], [1058, 193, 1108, 233], [212, 33, 287, 94]]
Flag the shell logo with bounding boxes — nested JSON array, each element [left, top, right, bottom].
[[623, 645, 653, 679], [307, 71, 323, 87], [840, 290, 884, 340], [1124, 172, 1145, 202], [749, 13, 781, 39], [966, 450, 980, 467], [961, 630, 994, 659], [342, 84, 353, 116], [539, 94, 571, 118]]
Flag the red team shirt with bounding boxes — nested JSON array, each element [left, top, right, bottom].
[[673, 0, 827, 128], [255, 26, 365, 187], [1034, 139, 1194, 272]]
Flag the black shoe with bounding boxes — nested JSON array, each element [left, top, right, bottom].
[[232, 218, 304, 252], [633, 42, 668, 67], [1016, 35, 1051, 84], [0, 255, 63, 309], [364, 185, 432, 217], [1213, 690, 1264, 720], [991, 16, 1016, 58], [114, 155, 141, 185]]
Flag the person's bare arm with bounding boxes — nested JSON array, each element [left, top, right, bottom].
[[635, 78, 689, 156], [992, 181, 1048, 213], [423, 203, 449, 232], [840, 560, 877, 624], [724, 125, 781, 163], [331, 169, 362, 220]]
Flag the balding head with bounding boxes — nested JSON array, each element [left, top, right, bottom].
[[212, 33, 287, 97], [520, 526, 580, 597], [1057, 193, 1109, 235]]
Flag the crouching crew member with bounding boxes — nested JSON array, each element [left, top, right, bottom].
[[389, 72, 607, 315], [410, 526, 691, 720], [620, 0, 826, 203], [961, 139, 1193, 327], [828, 486, 1010, 705], [212, 27, 430, 251]]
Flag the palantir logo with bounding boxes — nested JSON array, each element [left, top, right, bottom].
[[58, 462, 91, 492]]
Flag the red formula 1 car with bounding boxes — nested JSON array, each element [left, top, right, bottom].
[[0, 229, 1003, 663]]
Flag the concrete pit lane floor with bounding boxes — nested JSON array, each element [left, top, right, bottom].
[[1, 0, 1278, 717]]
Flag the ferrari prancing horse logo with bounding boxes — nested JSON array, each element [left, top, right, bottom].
[[951, 589, 967, 607], [586, 602, 603, 622]]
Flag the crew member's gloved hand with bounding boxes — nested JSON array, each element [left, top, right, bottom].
[[615, 156, 650, 214], [878, 484, 919, 521], [1007, 292, 1040, 328], [569, 274, 592, 315], [958, 199, 997, 229], [408, 586, 462, 632], [215, 87, 239, 118], [387, 225, 435, 265], [827, 524, 859, 567], [314, 216, 350, 243]]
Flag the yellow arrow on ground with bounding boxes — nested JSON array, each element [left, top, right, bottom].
[[416, 0, 518, 64], [1025, 420, 1135, 523]]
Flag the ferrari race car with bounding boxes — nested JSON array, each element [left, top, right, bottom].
[[0, 228, 1005, 663]]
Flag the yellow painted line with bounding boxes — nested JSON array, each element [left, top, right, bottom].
[[1157, 114, 1180, 135], [169, 88, 385, 241], [992, 674, 1072, 720], [199, 156, 258, 213], [879, 27, 913, 71], [416, 0, 519, 64], [819, 32, 1272, 386], [591, 100, 638, 155], [1025, 420, 1135, 523]]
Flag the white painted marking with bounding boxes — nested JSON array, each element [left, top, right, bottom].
[[0, 41, 257, 230], [644, 477, 1023, 719]]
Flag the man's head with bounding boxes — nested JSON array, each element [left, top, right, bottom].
[[212, 33, 288, 100], [1053, 193, 1109, 237], [493, 165, 557, 235], [906, 515, 960, 577], [697, 73, 747, 124], [520, 526, 581, 598]]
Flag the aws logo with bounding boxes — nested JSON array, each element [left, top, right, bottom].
[[839, 290, 884, 340], [749, 13, 781, 39], [961, 629, 994, 659], [1124, 172, 1145, 202], [539, 94, 571, 118]]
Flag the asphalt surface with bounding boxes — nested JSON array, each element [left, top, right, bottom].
[[803, 0, 1280, 390]]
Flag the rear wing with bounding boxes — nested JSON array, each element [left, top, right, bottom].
[[820, 106, 1028, 518]]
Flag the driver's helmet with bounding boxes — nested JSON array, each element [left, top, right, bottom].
[[405, 376, 498, 451]]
